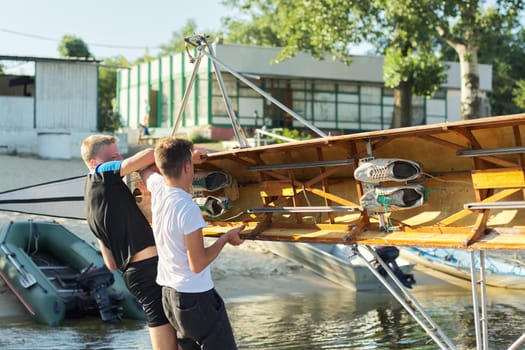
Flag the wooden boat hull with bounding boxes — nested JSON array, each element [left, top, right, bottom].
[[260, 242, 415, 291], [400, 248, 525, 289], [0, 221, 145, 326], [131, 113, 525, 251]]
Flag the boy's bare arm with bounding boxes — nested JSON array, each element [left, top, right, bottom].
[[139, 163, 159, 184], [185, 226, 244, 274], [97, 239, 118, 270], [120, 148, 155, 177]]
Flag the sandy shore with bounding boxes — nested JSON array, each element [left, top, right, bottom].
[[0, 153, 342, 318]]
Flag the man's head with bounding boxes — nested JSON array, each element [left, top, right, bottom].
[[154, 137, 194, 181], [81, 135, 122, 170]]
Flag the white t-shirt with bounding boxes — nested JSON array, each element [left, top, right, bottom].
[[146, 173, 212, 293]]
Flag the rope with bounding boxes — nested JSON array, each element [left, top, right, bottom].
[[377, 195, 395, 232], [422, 172, 472, 185]]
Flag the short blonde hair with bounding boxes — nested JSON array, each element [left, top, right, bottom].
[[81, 134, 119, 166]]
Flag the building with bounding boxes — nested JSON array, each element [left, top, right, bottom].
[[116, 43, 492, 142], [0, 55, 118, 158]]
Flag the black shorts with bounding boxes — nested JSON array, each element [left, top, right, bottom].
[[123, 256, 169, 327], [162, 287, 237, 350]]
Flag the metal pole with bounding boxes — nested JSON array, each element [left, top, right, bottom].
[[171, 52, 203, 136], [364, 246, 457, 350], [479, 251, 489, 350], [355, 246, 454, 349], [469, 251, 483, 350], [201, 36, 249, 148], [197, 44, 328, 138], [508, 333, 525, 350]]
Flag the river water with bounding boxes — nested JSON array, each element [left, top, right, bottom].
[[1, 285, 524, 350]]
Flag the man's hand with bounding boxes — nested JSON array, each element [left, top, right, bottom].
[[192, 147, 208, 165], [224, 225, 245, 246]]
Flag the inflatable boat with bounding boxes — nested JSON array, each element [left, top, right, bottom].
[[0, 220, 145, 326]]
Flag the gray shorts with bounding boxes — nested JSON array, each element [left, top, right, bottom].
[[162, 287, 237, 350]]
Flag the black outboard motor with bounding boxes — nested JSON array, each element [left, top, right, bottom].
[[374, 246, 416, 289], [78, 265, 122, 322]]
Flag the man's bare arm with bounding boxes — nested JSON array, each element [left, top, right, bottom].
[[120, 148, 155, 177], [97, 239, 118, 270]]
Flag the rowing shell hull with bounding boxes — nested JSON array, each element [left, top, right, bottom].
[[131, 113, 525, 251]]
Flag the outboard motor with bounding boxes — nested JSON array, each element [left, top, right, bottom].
[[78, 265, 122, 322], [374, 246, 416, 289]]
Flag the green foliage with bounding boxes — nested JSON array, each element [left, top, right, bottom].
[[426, 0, 525, 118], [159, 19, 221, 57], [0, 62, 4, 74], [276, 128, 311, 143], [98, 56, 130, 132], [221, 0, 285, 47], [513, 80, 525, 109], [222, 0, 525, 121], [383, 46, 445, 97], [98, 110, 122, 133], [190, 132, 214, 143], [58, 35, 92, 58], [437, 2, 525, 116]]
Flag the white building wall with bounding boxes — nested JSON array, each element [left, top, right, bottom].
[[35, 62, 97, 131], [447, 90, 462, 122], [0, 96, 33, 129], [212, 44, 492, 92]]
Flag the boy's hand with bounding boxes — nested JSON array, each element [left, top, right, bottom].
[[192, 147, 208, 165], [225, 225, 245, 246]]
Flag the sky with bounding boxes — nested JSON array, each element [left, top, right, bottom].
[[0, 0, 231, 64]]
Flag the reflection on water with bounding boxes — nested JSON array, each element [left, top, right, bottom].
[[1, 288, 524, 350], [0, 317, 150, 350]]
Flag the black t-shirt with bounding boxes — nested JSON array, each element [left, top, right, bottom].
[[84, 161, 155, 272]]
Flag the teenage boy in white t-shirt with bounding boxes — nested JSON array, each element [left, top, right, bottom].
[[141, 137, 244, 350]]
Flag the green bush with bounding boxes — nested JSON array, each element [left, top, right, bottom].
[[276, 128, 312, 143], [190, 132, 214, 143], [98, 109, 122, 132]]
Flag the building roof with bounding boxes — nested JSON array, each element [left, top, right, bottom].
[[0, 55, 101, 64]]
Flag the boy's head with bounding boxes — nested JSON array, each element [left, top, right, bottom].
[[81, 135, 122, 170], [154, 137, 194, 180]]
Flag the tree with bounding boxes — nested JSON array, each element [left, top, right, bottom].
[[222, 0, 285, 47], [427, 0, 524, 119], [514, 80, 525, 109], [222, 0, 445, 127], [478, 17, 525, 115], [58, 34, 92, 58], [375, 0, 445, 127], [98, 56, 130, 132], [159, 19, 221, 56]]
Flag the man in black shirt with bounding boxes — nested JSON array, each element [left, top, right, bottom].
[[81, 134, 179, 350]]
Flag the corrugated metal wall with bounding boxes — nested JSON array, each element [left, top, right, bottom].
[[0, 96, 33, 129], [35, 62, 97, 131]]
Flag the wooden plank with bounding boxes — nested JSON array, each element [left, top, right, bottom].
[[438, 188, 520, 226], [202, 222, 525, 250], [259, 180, 295, 197], [472, 168, 525, 189]]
